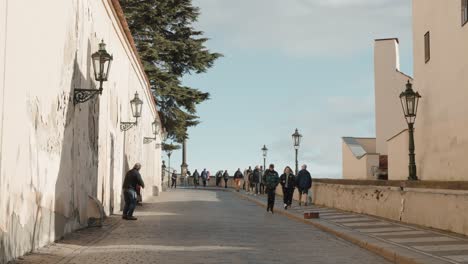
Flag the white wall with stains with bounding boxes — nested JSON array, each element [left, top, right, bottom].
[[0, 0, 162, 262]]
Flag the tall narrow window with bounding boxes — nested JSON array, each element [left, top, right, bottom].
[[424, 31, 430, 63], [463, 0, 468, 26]]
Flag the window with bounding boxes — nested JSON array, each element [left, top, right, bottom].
[[463, 0, 468, 26], [424, 31, 430, 63]]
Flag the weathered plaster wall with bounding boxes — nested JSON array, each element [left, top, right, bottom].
[[0, 0, 162, 262], [387, 129, 409, 180], [413, 0, 468, 181], [313, 182, 468, 236], [374, 39, 410, 155]]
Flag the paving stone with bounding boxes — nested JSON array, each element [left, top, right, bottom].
[[17, 189, 391, 264]]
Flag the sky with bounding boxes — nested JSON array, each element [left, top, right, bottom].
[[167, 0, 413, 178]]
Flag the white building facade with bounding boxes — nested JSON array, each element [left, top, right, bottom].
[[0, 0, 163, 262], [411, 0, 468, 181]]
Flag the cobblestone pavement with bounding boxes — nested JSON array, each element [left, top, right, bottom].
[[238, 189, 468, 264], [17, 188, 390, 264]]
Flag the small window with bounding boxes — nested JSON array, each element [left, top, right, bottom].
[[463, 0, 468, 26], [424, 31, 430, 63]]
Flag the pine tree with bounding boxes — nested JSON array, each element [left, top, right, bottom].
[[120, 0, 221, 142]]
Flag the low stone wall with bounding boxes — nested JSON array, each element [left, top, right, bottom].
[[312, 179, 468, 236]]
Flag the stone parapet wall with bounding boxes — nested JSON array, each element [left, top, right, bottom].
[[312, 179, 468, 236]]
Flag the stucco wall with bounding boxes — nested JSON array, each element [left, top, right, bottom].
[[313, 181, 468, 236], [0, 0, 162, 262], [342, 141, 379, 180], [387, 129, 409, 180], [413, 0, 468, 181], [374, 39, 411, 155]]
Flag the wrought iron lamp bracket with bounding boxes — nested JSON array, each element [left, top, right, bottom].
[[120, 122, 136, 132], [73, 88, 103, 105], [143, 137, 156, 144]]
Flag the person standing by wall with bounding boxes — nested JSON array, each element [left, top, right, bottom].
[[171, 170, 177, 189], [122, 163, 145, 220], [223, 170, 230, 188], [264, 164, 280, 214], [296, 164, 312, 206], [233, 168, 244, 192], [193, 169, 200, 188], [280, 166, 296, 210]]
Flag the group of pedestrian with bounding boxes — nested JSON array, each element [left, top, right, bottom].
[[263, 164, 312, 214], [192, 169, 214, 187], [242, 165, 264, 195]]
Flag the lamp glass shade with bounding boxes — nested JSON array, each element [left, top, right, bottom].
[[261, 145, 268, 157], [292, 129, 302, 149], [152, 120, 160, 135], [91, 40, 113, 82], [130, 92, 143, 118], [399, 81, 421, 124]]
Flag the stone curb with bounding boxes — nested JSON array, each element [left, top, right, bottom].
[[233, 191, 452, 264]]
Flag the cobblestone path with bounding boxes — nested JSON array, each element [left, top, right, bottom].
[[17, 189, 390, 264]]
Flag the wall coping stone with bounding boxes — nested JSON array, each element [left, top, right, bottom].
[[313, 178, 468, 190]]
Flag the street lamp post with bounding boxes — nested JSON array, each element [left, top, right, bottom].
[[292, 129, 303, 175], [261, 145, 268, 171], [399, 81, 421, 181], [167, 149, 173, 187]]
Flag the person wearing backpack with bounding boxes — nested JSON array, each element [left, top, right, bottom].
[[233, 169, 244, 192], [296, 164, 312, 206], [264, 164, 280, 214]]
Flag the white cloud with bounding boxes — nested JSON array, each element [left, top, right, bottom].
[[194, 0, 411, 57]]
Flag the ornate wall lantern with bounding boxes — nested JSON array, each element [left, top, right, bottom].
[[74, 40, 113, 104], [144, 119, 160, 144], [120, 92, 143, 131]]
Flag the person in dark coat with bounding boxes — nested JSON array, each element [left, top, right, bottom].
[[171, 170, 177, 188], [280, 166, 296, 210], [223, 170, 230, 188], [264, 164, 280, 213], [233, 169, 243, 192], [193, 169, 200, 188], [252, 166, 260, 195], [296, 164, 312, 206], [122, 163, 145, 220], [201, 169, 208, 187]]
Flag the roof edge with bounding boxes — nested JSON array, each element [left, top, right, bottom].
[[375, 37, 399, 44]]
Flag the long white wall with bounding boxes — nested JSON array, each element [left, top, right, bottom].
[[413, 0, 468, 181], [0, 0, 162, 262]]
